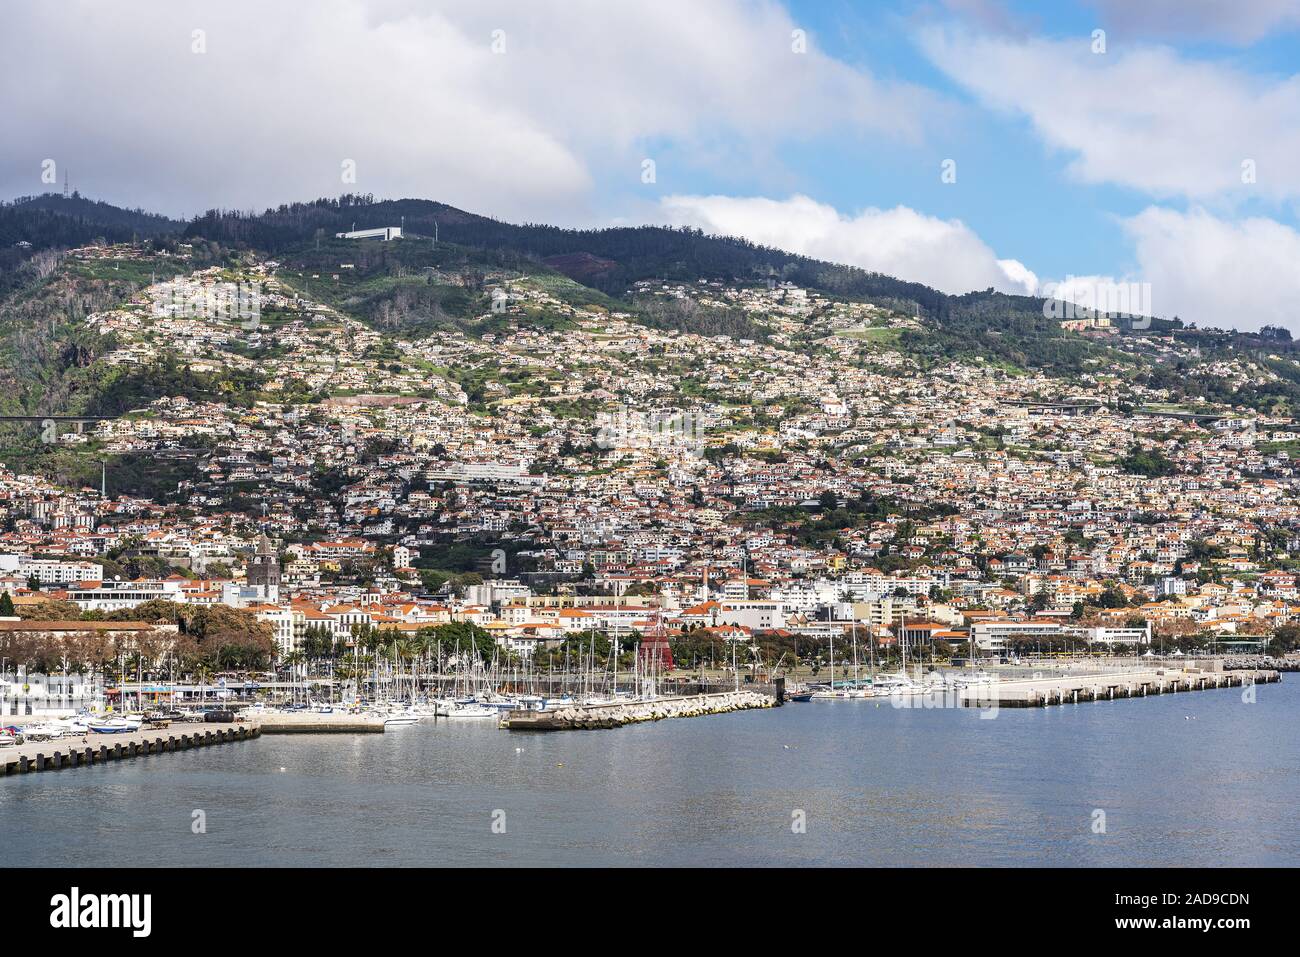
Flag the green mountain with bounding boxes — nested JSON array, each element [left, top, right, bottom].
[[6, 191, 1300, 506], [5, 191, 1300, 430], [1, 193, 184, 247]]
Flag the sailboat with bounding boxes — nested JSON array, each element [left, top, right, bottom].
[[811, 620, 870, 699], [810, 621, 845, 699], [443, 702, 497, 718]]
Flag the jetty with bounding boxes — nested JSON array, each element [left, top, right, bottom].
[[959, 667, 1278, 709], [500, 690, 774, 730], [253, 712, 385, 734], [1, 722, 258, 777]]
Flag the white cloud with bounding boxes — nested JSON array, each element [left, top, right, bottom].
[[658, 193, 1036, 295], [1035, 207, 1300, 332], [0, 0, 942, 220], [996, 258, 1040, 294], [1120, 207, 1300, 332], [921, 27, 1300, 201]]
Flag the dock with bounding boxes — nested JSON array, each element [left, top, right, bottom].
[[252, 712, 385, 734], [959, 667, 1279, 708], [0, 722, 258, 777], [500, 691, 775, 730]]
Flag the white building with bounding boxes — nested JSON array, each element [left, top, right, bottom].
[[66, 579, 185, 611], [1155, 577, 1189, 598], [1067, 624, 1152, 647], [972, 619, 1062, 653], [464, 579, 533, 608], [250, 604, 296, 658], [717, 600, 785, 632], [1, 669, 102, 718], [335, 226, 403, 241], [0, 554, 104, 585]]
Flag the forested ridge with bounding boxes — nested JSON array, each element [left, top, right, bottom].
[[6, 191, 1300, 405]]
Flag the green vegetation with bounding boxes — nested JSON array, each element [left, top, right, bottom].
[[1114, 446, 1178, 478]]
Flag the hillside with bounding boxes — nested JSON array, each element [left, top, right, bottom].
[[6, 191, 1300, 447]]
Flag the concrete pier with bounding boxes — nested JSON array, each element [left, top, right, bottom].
[[501, 691, 774, 730], [0, 722, 258, 777], [959, 668, 1279, 709], [253, 712, 386, 733]]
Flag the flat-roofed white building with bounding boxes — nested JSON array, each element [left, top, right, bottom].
[[1068, 624, 1152, 647], [66, 579, 185, 611], [972, 619, 1062, 653], [0, 554, 104, 585], [335, 226, 403, 241], [717, 599, 784, 632]]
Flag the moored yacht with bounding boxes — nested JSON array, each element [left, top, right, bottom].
[[444, 703, 497, 718]]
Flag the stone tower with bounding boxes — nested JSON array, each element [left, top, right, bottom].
[[247, 534, 281, 602]]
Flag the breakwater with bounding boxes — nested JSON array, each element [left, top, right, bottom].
[[500, 691, 774, 730], [1, 722, 258, 777], [1223, 656, 1300, 673], [959, 668, 1278, 708], [253, 712, 386, 733]]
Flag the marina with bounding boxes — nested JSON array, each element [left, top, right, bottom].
[[4, 677, 1297, 867]]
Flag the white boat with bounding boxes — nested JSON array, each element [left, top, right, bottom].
[[382, 714, 420, 727], [0, 731, 18, 747], [474, 695, 522, 712], [952, 672, 996, 687], [18, 723, 66, 741], [444, 704, 497, 719], [432, 696, 476, 717], [88, 716, 140, 734], [865, 673, 923, 697], [809, 686, 870, 700]]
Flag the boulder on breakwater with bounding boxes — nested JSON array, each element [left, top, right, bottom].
[[501, 691, 774, 730]]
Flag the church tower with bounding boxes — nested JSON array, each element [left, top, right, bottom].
[[247, 534, 281, 602]]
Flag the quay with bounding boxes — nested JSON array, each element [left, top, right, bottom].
[[959, 667, 1279, 708], [500, 691, 775, 730], [253, 712, 385, 734], [0, 722, 258, 777]]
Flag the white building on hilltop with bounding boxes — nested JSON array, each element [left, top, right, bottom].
[[335, 226, 402, 241]]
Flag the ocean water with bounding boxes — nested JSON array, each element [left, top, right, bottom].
[[3, 679, 1297, 866]]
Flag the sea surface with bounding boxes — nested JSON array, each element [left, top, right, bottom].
[[4, 678, 1298, 866]]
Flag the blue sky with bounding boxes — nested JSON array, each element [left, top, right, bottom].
[[4, 0, 1300, 329], [753, 0, 1300, 282]]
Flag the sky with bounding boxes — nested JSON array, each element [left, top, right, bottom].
[[3, 0, 1300, 330]]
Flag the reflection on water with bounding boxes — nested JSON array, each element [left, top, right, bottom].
[[3, 680, 1298, 866]]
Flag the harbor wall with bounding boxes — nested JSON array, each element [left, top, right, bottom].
[[252, 712, 385, 733], [1, 722, 258, 777], [959, 668, 1278, 708]]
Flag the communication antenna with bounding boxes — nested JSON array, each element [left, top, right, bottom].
[[63, 170, 70, 200]]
